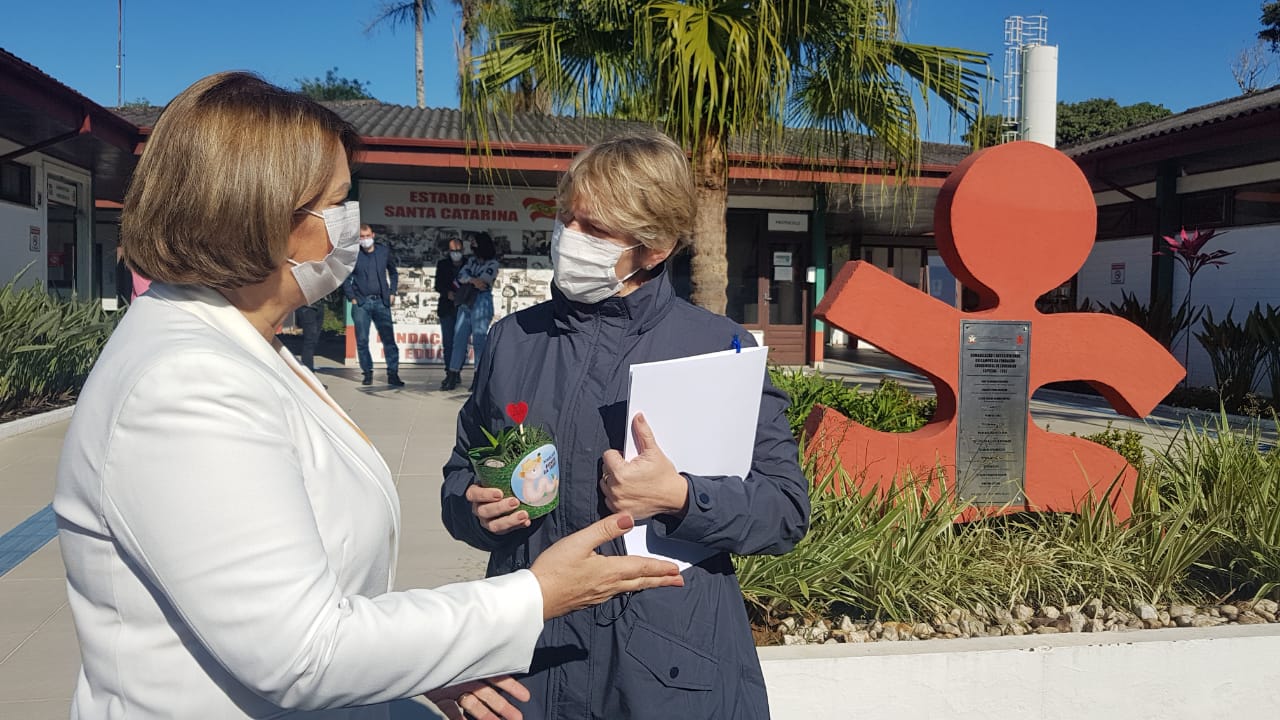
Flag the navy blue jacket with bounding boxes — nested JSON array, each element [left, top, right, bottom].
[[441, 267, 810, 719], [342, 244, 397, 306]]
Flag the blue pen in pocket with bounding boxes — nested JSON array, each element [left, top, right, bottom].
[[731, 334, 741, 353]]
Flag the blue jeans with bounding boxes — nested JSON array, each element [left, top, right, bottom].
[[352, 297, 399, 374], [449, 291, 493, 372]]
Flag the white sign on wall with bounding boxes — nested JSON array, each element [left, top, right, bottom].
[[47, 177, 77, 206], [767, 213, 809, 233]]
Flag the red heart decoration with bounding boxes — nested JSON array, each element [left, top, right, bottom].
[[506, 401, 529, 425]]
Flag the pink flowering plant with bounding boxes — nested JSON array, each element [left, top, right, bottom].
[[1156, 228, 1232, 376]]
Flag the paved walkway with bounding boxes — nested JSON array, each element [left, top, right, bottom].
[[0, 351, 1273, 716]]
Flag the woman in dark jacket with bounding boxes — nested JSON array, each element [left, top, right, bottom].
[[441, 232, 500, 391], [441, 131, 810, 719]]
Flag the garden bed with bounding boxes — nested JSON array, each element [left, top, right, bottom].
[[743, 369, 1280, 648]]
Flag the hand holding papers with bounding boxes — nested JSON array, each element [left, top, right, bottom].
[[622, 345, 769, 570]]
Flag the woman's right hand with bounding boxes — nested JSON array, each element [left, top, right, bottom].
[[531, 513, 683, 621], [466, 485, 531, 534]]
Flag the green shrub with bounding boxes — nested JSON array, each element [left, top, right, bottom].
[[322, 291, 347, 334], [1154, 414, 1280, 600], [735, 414, 1280, 627], [1194, 305, 1264, 412], [770, 367, 935, 438], [1100, 290, 1201, 350], [1081, 423, 1147, 475], [0, 272, 119, 416]]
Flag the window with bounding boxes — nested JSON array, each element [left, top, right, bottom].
[[1096, 201, 1155, 240], [0, 161, 33, 206], [1180, 190, 1229, 229], [1232, 180, 1280, 227]]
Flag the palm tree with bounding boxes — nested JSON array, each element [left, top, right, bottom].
[[464, 0, 988, 313], [367, 1, 433, 108]]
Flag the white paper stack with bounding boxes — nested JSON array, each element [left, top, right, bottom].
[[623, 345, 768, 570]]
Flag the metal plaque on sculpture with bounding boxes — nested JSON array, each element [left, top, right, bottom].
[[957, 320, 1031, 505]]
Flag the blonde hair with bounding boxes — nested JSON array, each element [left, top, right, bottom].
[[557, 131, 696, 251], [122, 72, 359, 289]]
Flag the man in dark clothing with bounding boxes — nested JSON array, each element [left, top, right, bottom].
[[433, 238, 465, 372], [113, 247, 133, 307], [293, 299, 323, 372], [343, 224, 404, 387]]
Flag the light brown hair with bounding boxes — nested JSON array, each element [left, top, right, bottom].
[[122, 72, 359, 289], [557, 131, 696, 251]]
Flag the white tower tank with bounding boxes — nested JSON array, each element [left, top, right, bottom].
[[1020, 44, 1059, 147]]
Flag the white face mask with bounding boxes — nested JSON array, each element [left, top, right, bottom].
[[550, 220, 642, 304], [359, 236, 375, 249], [449, 250, 463, 263], [289, 201, 361, 305]]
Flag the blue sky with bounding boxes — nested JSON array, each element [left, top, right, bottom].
[[2, 1, 1269, 143]]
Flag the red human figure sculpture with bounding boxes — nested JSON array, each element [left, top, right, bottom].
[[806, 141, 1185, 522]]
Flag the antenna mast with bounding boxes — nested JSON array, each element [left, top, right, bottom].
[[116, 0, 124, 106]]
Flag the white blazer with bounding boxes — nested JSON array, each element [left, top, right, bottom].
[[54, 284, 543, 719]]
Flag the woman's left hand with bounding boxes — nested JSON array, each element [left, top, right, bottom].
[[599, 414, 689, 521], [425, 675, 530, 720]]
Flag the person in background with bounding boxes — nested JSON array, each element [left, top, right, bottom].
[[440, 232, 498, 392], [55, 71, 684, 720], [441, 131, 810, 719], [434, 237, 465, 380], [113, 246, 133, 307], [344, 224, 403, 387], [293, 298, 323, 372]]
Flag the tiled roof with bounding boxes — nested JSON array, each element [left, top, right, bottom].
[[113, 101, 969, 168], [1065, 84, 1280, 157]]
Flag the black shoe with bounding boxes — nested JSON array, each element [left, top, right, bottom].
[[440, 370, 460, 391], [388, 373, 405, 387], [361, 373, 373, 386]]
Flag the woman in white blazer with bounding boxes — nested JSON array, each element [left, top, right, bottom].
[[53, 72, 682, 720]]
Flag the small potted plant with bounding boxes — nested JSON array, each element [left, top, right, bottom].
[[469, 401, 560, 518]]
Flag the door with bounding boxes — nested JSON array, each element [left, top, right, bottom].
[[761, 237, 808, 364], [723, 211, 809, 365], [46, 202, 77, 300]]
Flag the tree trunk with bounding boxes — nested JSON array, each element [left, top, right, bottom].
[[414, 0, 425, 108], [457, 0, 475, 96], [690, 131, 728, 315]]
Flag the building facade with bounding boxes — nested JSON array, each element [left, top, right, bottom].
[[0, 50, 140, 305], [1068, 86, 1280, 389]]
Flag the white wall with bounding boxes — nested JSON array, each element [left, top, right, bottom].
[[0, 136, 45, 290], [760, 625, 1280, 720], [1076, 235, 1150, 310], [1078, 224, 1280, 391], [1170, 223, 1280, 388]]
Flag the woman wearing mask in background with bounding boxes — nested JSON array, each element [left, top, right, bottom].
[[440, 232, 499, 391], [441, 131, 810, 719], [54, 72, 682, 720]]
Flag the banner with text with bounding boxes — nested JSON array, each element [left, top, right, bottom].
[[350, 181, 558, 365]]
